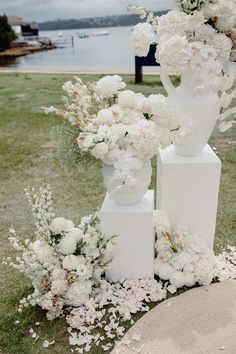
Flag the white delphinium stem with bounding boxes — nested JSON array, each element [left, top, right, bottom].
[[127, 5, 159, 29], [25, 184, 55, 242]]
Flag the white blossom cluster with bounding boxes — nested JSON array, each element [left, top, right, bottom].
[[45, 76, 191, 200], [155, 8, 234, 87], [131, 22, 155, 57], [153, 210, 216, 293], [6, 186, 115, 322], [25, 184, 55, 242], [127, 5, 159, 28], [6, 191, 236, 352], [129, 0, 236, 132]]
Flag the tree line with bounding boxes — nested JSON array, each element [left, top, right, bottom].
[[0, 14, 16, 51]]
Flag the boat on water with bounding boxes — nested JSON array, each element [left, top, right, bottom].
[[26, 40, 41, 47], [77, 32, 89, 39], [91, 30, 109, 36], [57, 31, 63, 38]]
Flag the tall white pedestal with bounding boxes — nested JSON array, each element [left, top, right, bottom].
[[157, 145, 221, 249], [100, 190, 154, 282]]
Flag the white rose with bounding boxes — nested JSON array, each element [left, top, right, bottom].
[[92, 142, 109, 160], [96, 75, 126, 97], [59, 228, 83, 255], [67, 228, 84, 241], [59, 235, 77, 255], [118, 90, 138, 109], [62, 255, 81, 271], [50, 217, 74, 235]]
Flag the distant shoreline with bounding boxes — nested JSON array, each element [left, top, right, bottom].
[[38, 11, 168, 31], [0, 44, 56, 59], [0, 69, 160, 75]]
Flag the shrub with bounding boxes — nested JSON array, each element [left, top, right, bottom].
[[0, 14, 16, 51]]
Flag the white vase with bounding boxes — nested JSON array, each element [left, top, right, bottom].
[[102, 160, 152, 206], [160, 69, 220, 157]]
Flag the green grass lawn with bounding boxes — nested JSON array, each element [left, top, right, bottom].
[[0, 73, 235, 354]]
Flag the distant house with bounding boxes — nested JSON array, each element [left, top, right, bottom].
[[7, 15, 39, 37]]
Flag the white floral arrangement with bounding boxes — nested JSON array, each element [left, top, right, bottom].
[[44, 76, 191, 199], [153, 210, 216, 293], [4, 185, 236, 352], [6, 184, 115, 321], [128, 1, 236, 132], [4, 185, 167, 352]]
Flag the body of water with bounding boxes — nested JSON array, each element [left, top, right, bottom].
[[0, 26, 159, 73]]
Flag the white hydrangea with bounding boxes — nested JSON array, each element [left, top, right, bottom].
[[126, 119, 160, 158], [96, 75, 126, 97], [50, 217, 74, 235], [157, 10, 188, 40], [118, 90, 141, 109], [156, 35, 192, 75], [131, 23, 155, 57], [154, 210, 216, 290], [202, 0, 236, 31]]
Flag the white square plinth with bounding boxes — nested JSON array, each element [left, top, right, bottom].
[[100, 190, 154, 282], [157, 145, 221, 249]]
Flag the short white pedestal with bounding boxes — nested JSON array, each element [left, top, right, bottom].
[[157, 145, 221, 249], [100, 190, 154, 282]]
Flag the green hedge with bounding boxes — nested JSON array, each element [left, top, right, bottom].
[[0, 14, 16, 51]]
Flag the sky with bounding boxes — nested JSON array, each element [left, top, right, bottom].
[[1, 0, 175, 22]]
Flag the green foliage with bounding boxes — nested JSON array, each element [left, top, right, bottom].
[[0, 14, 16, 51]]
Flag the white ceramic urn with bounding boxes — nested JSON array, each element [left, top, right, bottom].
[[102, 160, 152, 206], [160, 68, 220, 157]]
